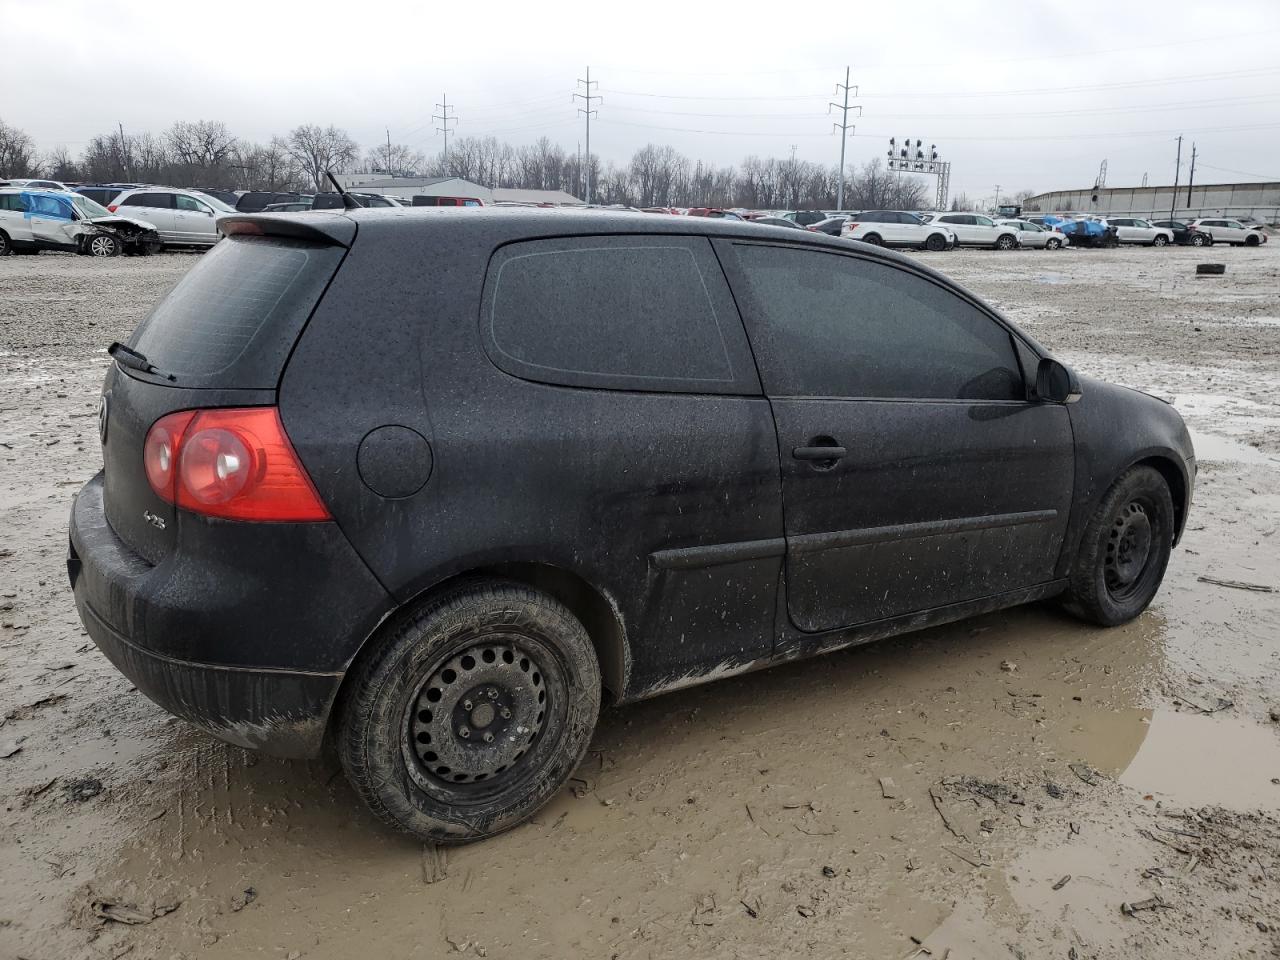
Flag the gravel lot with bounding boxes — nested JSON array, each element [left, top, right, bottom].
[[1, 243, 1278, 960]]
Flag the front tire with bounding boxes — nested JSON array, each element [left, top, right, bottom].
[[996, 233, 1017, 250], [924, 232, 947, 251], [1062, 466, 1174, 626], [1246, 233, 1261, 246], [1046, 237, 1062, 250], [87, 234, 122, 257], [1152, 235, 1168, 246], [338, 579, 601, 844], [0, 231, 10, 256]]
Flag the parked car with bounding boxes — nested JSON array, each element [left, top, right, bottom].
[[108, 187, 237, 248], [805, 215, 851, 236], [192, 187, 241, 207], [751, 216, 806, 229], [0, 188, 160, 256], [311, 192, 401, 209], [996, 219, 1068, 249], [1187, 218, 1267, 246], [70, 209, 1194, 843], [1, 177, 73, 192], [263, 202, 315, 212], [412, 195, 484, 207], [786, 210, 830, 227], [686, 208, 745, 220], [75, 183, 148, 207], [842, 210, 955, 250], [1097, 217, 1174, 246], [236, 191, 313, 213], [931, 213, 1020, 249], [1151, 219, 1195, 245]]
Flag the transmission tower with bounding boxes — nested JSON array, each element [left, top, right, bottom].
[[828, 67, 860, 210], [433, 94, 458, 172], [573, 66, 602, 204]]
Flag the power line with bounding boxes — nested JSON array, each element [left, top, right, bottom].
[[859, 66, 1280, 99], [574, 66, 601, 203], [1195, 162, 1280, 181], [603, 89, 826, 102]]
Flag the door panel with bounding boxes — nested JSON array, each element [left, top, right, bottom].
[[772, 399, 1073, 631], [718, 239, 1076, 638]]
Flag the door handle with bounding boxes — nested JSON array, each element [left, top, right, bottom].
[[792, 444, 847, 461]]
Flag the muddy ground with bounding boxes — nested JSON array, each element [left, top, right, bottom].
[[1, 242, 1278, 960]]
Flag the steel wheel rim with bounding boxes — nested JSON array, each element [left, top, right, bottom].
[[1103, 498, 1156, 602], [401, 634, 565, 801]]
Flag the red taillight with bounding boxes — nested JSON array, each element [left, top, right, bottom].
[[845, 222, 860, 230], [107, 204, 118, 212], [144, 410, 195, 503], [142, 407, 330, 522]]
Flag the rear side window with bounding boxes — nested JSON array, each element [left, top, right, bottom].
[[728, 243, 1023, 401], [122, 193, 173, 208], [483, 235, 758, 394], [129, 236, 344, 388]]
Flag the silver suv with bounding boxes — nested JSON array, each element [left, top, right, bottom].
[[108, 187, 237, 248]]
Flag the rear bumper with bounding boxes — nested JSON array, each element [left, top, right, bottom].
[[73, 592, 340, 756], [68, 472, 394, 757]]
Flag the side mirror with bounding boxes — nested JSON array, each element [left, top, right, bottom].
[[1036, 357, 1082, 403]]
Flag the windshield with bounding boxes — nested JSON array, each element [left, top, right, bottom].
[[195, 192, 238, 214], [71, 194, 112, 219]]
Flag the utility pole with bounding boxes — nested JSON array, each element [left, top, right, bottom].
[[117, 121, 129, 180], [993, 184, 1002, 210], [573, 66, 601, 204], [1186, 142, 1197, 206], [1171, 135, 1182, 220], [433, 94, 458, 174], [828, 67, 860, 211], [385, 127, 392, 174]]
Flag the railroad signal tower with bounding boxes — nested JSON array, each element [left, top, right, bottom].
[[887, 138, 951, 211]]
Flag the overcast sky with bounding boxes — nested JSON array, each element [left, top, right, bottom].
[[6, 0, 1279, 203]]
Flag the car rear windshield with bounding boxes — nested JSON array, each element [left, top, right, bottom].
[[128, 235, 344, 388]]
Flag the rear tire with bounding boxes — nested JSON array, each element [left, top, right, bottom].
[[861, 233, 883, 246], [1061, 466, 1174, 626], [1190, 233, 1210, 247], [338, 579, 601, 844], [0, 231, 9, 256], [924, 233, 947, 251]]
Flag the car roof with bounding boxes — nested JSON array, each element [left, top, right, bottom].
[[227, 205, 969, 279]]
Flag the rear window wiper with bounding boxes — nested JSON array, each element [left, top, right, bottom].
[[107, 342, 177, 382]]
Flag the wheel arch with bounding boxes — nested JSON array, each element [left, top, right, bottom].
[[329, 561, 630, 745], [1135, 454, 1188, 545]]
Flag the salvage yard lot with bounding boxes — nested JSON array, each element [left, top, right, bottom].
[[2, 243, 1279, 959]]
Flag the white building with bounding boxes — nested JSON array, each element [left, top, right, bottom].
[[1024, 181, 1280, 222]]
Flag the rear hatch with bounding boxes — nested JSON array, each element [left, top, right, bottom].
[[100, 218, 351, 562]]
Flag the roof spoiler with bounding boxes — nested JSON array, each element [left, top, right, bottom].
[[218, 214, 355, 247]]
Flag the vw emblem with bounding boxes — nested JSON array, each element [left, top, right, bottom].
[[98, 393, 110, 444]]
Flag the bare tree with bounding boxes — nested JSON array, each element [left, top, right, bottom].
[[165, 120, 237, 186], [0, 118, 40, 177], [365, 141, 425, 178], [44, 145, 80, 182], [284, 124, 359, 191]]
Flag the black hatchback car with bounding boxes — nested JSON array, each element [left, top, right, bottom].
[[69, 209, 1194, 842]]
